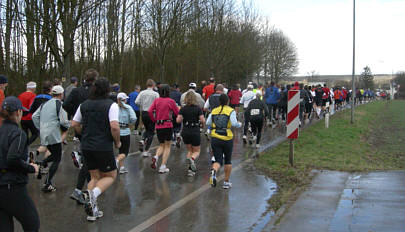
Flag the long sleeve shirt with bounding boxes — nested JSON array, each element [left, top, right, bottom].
[[119, 102, 137, 136], [148, 97, 179, 129], [32, 98, 70, 146], [135, 88, 159, 111]]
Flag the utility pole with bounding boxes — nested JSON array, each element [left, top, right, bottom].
[[351, 0, 356, 124]]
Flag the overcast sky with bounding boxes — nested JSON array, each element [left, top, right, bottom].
[[253, 0, 405, 76]]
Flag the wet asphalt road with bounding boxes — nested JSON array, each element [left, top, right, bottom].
[[272, 170, 405, 232], [18, 125, 285, 232]]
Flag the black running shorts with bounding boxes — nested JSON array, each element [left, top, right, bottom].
[[157, 128, 173, 143], [211, 137, 233, 166], [82, 150, 117, 172], [119, 135, 130, 156], [181, 130, 201, 146]]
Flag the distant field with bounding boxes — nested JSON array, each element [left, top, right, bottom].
[[256, 100, 405, 211]]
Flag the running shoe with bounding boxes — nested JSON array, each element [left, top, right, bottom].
[[87, 209, 103, 222], [63, 140, 68, 145], [209, 170, 217, 187], [243, 135, 247, 144], [73, 136, 80, 142], [70, 189, 85, 204], [71, 151, 81, 168], [139, 139, 145, 152], [151, 157, 157, 169], [187, 169, 196, 177], [187, 157, 197, 172], [252, 135, 257, 145], [83, 190, 96, 217], [142, 151, 151, 157], [42, 184, 56, 192], [159, 165, 170, 174], [119, 166, 128, 174], [255, 144, 261, 149], [222, 181, 232, 189], [176, 134, 182, 148], [29, 151, 35, 163], [211, 156, 216, 164]]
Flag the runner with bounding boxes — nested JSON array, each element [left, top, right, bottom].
[[0, 96, 40, 232], [204, 84, 225, 112], [71, 78, 121, 222], [245, 92, 269, 148], [64, 77, 78, 101], [135, 79, 159, 157], [227, 85, 242, 114], [0, 75, 8, 107], [264, 81, 280, 125], [32, 85, 70, 192], [148, 84, 179, 173], [18, 82, 38, 145], [64, 68, 97, 204], [278, 85, 288, 123], [116, 92, 137, 174], [180, 83, 205, 108], [128, 85, 141, 135], [202, 77, 215, 100], [28, 81, 53, 159], [207, 94, 241, 189], [169, 84, 182, 147], [176, 91, 205, 176], [240, 85, 255, 143]]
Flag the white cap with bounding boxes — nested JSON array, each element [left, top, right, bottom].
[[51, 85, 64, 94], [27, 81, 37, 89], [247, 84, 254, 89], [189, 82, 197, 88], [117, 92, 129, 100]]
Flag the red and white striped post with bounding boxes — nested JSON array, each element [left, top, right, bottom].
[[287, 90, 300, 166]]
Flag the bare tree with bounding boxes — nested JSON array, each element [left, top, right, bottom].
[[263, 29, 298, 83]]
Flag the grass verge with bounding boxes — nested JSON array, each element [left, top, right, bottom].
[[256, 100, 405, 212]]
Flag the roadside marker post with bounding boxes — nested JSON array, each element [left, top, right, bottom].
[[287, 90, 300, 166], [325, 102, 330, 128]]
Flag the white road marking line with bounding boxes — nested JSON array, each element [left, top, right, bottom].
[[128, 158, 252, 232]]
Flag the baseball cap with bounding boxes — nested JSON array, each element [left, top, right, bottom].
[[2, 96, 27, 112], [27, 81, 37, 89], [209, 77, 215, 82], [189, 83, 197, 88], [51, 85, 64, 94], [117, 92, 129, 100], [0, 75, 8, 84], [70, 76, 78, 83]]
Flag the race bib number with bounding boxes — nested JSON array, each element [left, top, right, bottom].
[[250, 109, 260, 116]]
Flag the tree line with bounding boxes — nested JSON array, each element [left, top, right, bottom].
[[0, 0, 298, 94]]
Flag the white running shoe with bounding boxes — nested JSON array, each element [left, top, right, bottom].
[[187, 157, 197, 172], [142, 151, 151, 157], [159, 165, 170, 174], [87, 209, 103, 222], [222, 181, 232, 189], [119, 166, 128, 174]]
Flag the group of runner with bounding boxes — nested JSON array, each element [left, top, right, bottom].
[[0, 70, 379, 230]]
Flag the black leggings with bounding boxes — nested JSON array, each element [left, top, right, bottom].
[[250, 117, 264, 144], [134, 110, 140, 130], [43, 143, 62, 185], [21, 120, 39, 145], [141, 111, 155, 151], [76, 155, 91, 190], [0, 184, 40, 232]]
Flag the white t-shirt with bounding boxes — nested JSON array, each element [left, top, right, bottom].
[[73, 103, 119, 123]]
